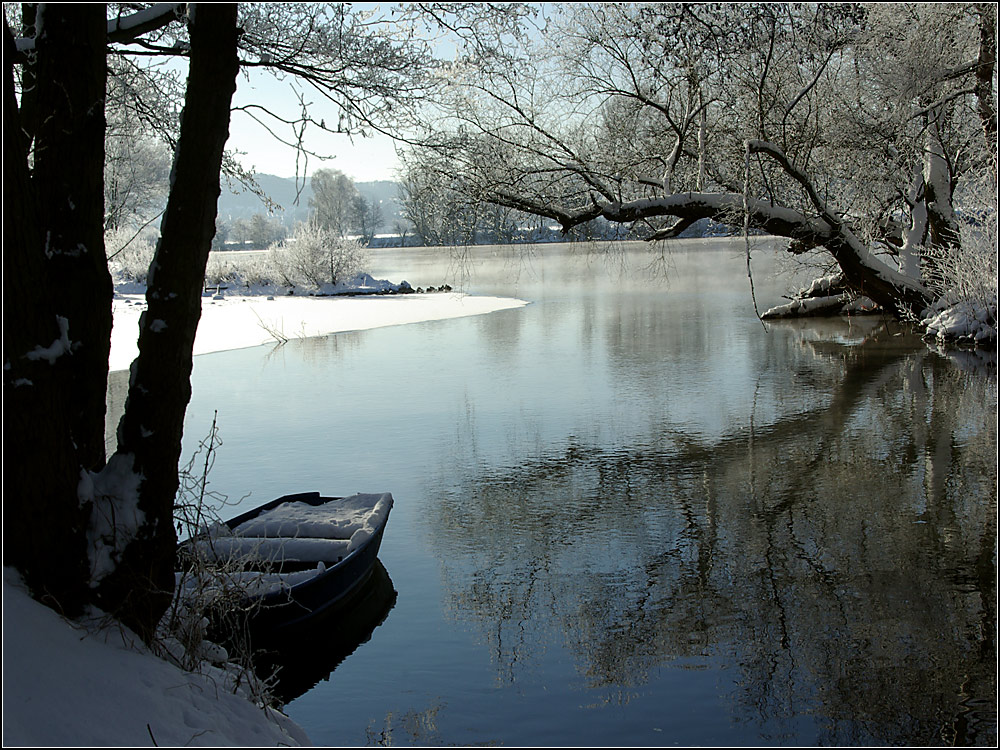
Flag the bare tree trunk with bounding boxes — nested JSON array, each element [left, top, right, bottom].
[[15, 4, 38, 152], [2, 22, 94, 615], [96, 3, 241, 641], [31, 4, 114, 473], [922, 119, 961, 254], [823, 235, 931, 315], [974, 3, 997, 146]]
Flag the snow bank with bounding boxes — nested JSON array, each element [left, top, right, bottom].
[[110, 289, 529, 372], [313, 271, 408, 296], [1, 568, 310, 747], [923, 299, 998, 347]]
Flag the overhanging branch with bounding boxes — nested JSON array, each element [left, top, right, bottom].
[[14, 4, 187, 60]]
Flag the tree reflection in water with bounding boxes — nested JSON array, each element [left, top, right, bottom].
[[428, 324, 997, 746]]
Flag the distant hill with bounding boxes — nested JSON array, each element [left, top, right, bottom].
[[217, 174, 403, 232]]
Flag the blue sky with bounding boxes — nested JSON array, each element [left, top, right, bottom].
[[224, 1, 449, 184]]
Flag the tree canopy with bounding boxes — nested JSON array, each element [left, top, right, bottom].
[[402, 3, 997, 319]]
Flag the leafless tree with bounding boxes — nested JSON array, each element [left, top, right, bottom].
[[270, 220, 369, 288], [405, 3, 997, 319], [398, 145, 531, 245], [309, 168, 360, 237], [355, 193, 386, 244]]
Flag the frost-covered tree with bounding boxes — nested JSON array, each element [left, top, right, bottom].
[[398, 146, 517, 245], [228, 212, 286, 249], [104, 132, 171, 233], [309, 168, 359, 237], [270, 220, 370, 288], [352, 193, 384, 245], [408, 3, 997, 324], [398, 151, 455, 245], [3, 1, 447, 642], [100, 40, 179, 232]]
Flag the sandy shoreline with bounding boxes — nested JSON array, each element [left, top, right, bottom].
[[109, 291, 529, 372]]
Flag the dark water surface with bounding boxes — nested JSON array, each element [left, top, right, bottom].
[[131, 240, 997, 745]]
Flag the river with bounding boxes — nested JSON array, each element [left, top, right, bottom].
[[118, 239, 998, 745]]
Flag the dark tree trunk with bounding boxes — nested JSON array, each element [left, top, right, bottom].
[[15, 4, 38, 153], [823, 237, 933, 316], [31, 4, 114, 473], [2, 23, 93, 615], [96, 3, 241, 641]]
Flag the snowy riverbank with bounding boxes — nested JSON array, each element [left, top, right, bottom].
[[110, 286, 530, 372], [2, 568, 310, 746]]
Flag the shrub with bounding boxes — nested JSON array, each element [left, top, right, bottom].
[[269, 221, 370, 289], [922, 166, 998, 310], [106, 227, 157, 283], [159, 415, 278, 706], [205, 253, 278, 289]]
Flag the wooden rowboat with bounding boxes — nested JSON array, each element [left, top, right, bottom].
[[177, 491, 393, 641]]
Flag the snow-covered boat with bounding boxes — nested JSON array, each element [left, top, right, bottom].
[[178, 492, 393, 640]]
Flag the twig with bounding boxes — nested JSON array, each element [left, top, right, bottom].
[[743, 143, 769, 331], [249, 307, 289, 344], [106, 210, 165, 262]]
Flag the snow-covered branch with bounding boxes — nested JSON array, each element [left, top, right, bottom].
[[106, 4, 187, 45], [745, 139, 842, 230], [15, 4, 186, 55], [743, 139, 932, 309]]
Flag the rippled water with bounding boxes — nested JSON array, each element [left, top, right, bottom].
[[110, 239, 997, 746]]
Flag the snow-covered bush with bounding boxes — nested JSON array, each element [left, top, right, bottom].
[[920, 167, 998, 346], [269, 221, 370, 289], [205, 252, 278, 289], [106, 227, 157, 283]]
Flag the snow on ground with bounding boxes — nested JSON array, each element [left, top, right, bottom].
[[111, 289, 529, 372], [2, 568, 310, 747], [922, 298, 998, 347]]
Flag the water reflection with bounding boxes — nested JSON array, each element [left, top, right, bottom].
[[429, 324, 997, 746], [253, 560, 397, 705], [365, 702, 450, 747]]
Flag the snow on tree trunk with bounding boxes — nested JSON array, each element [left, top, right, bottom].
[[94, 4, 240, 642], [2, 20, 95, 616], [899, 170, 928, 280], [922, 117, 961, 253], [31, 4, 114, 474]]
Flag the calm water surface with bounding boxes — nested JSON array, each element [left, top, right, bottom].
[[127, 240, 997, 745]]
